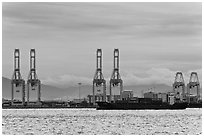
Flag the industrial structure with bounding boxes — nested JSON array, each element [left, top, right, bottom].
[[187, 72, 200, 103], [4, 48, 202, 109], [144, 91, 158, 100], [110, 49, 123, 101], [93, 49, 106, 105], [121, 90, 133, 100], [27, 49, 41, 105], [88, 90, 133, 104], [173, 72, 185, 102], [11, 49, 25, 106]]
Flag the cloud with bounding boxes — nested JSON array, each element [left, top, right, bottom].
[[41, 74, 92, 88], [122, 68, 202, 86], [41, 68, 202, 89], [3, 3, 201, 37], [122, 68, 174, 86], [2, 3, 202, 87]]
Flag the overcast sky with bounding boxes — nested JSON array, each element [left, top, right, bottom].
[[2, 2, 202, 88]]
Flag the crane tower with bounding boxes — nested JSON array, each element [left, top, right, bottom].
[[173, 72, 185, 102], [110, 49, 123, 102], [93, 49, 106, 105], [187, 72, 200, 103], [11, 49, 25, 106], [27, 49, 41, 105]]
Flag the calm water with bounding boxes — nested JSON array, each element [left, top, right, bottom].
[[2, 108, 202, 135]]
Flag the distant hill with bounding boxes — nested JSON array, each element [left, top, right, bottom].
[[2, 77, 11, 99], [2, 77, 173, 101], [2, 77, 73, 101]]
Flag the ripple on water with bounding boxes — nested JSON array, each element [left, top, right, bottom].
[[2, 108, 202, 135]]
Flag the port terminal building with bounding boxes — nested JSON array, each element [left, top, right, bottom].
[[87, 90, 134, 104]]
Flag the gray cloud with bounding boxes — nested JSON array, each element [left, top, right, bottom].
[[2, 2, 202, 87], [41, 67, 202, 88]]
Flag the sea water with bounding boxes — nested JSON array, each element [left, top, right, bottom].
[[2, 108, 202, 135]]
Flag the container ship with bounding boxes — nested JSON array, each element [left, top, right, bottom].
[[96, 98, 188, 110]]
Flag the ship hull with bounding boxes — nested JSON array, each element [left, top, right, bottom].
[[187, 102, 202, 108], [96, 101, 188, 110]]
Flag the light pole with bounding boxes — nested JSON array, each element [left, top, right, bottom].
[[78, 83, 82, 101]]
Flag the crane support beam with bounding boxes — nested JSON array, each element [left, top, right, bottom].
[[110, 49, 123, 102], [93, 49, 106, 105]]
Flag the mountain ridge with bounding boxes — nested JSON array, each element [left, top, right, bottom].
[[2, 77, 172, 101]]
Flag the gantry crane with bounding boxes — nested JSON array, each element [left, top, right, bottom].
[[93, 49, 106, 105], [187, 72, 200, 103], [173, 72, 185, 102], [11, 49, 25, 106], [110, 49, 123, 102], [27, 49, 41, 105]]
